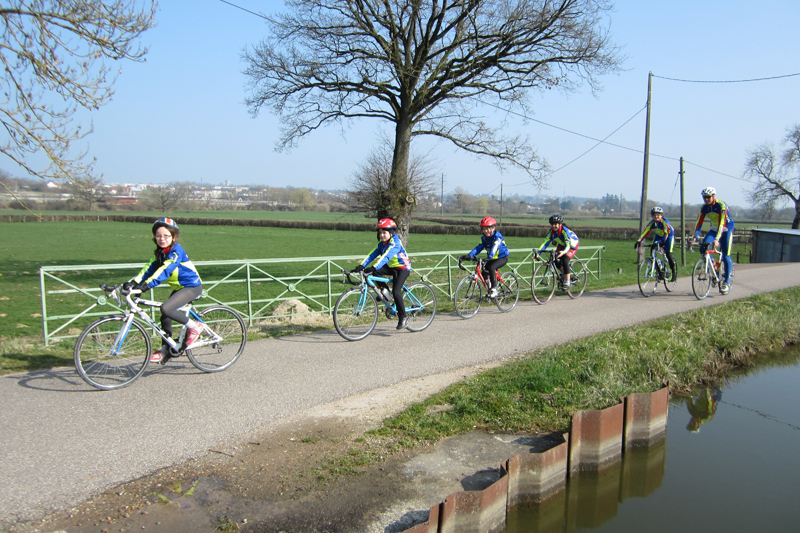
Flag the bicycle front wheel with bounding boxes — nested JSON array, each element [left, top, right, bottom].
[[692, 258, 712, 300], [663, 259, 678, 292], [494, 272, 520, 312], [187, 306, 247, 372], [531, 262, 556, 304], [403, 282, 437, 332], [638, 258, 658, 297], [454, 276, 482, 319], [567, 259, 588, 299], [334, 288, 378, 341], [74, 316, 151, 390]]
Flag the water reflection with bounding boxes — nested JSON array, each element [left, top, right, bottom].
[[505, 345, 800, 532]]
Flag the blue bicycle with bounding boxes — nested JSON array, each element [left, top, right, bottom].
[[334, 269, 437, 341]]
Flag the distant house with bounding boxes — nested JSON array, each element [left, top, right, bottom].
[[46, 181, 60, 189]]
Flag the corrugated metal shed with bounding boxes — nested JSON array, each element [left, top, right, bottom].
[[751, 228, 800, 263]]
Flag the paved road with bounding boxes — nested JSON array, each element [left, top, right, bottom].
[[2, 262, 799, 526]]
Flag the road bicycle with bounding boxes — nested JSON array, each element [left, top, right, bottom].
[[74, 284, 247, 390], [689, 245, 735, 300], [637, 242, 677, 297], [334, 270, 437, 341], [530, 249, 588, 304], [453, 257, 520, 319]]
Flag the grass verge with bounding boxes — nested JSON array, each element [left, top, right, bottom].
[[312, 286, 800, 479]]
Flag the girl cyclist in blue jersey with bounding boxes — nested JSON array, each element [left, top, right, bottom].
[[635, 206, 677, 282], [459, 216, 509, 299], [130, 218, 203, 362], [353, 218, 412, 330], [533, 214, 579, 288]]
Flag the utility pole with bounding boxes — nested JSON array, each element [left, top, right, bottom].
[[499, 184, 504, 226], [639, 72, 653, 235], [441, 174, 445, 216], [680, 157, 686, 266]]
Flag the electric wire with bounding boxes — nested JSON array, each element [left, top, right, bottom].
[[652, 72, 800, 84]]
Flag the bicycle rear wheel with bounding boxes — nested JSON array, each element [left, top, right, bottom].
[[187, 306, 247, 372], [403, 282, 437, 332], [531, 262, 556, 304], [494, 272, 520, 312], [567, 259, 588, 299], [334, 288, 378, 340], [692, 258, 712, 300], [74, 316, 151, 390], [638, 258, 658, 297], [454, 276, 482, 319]]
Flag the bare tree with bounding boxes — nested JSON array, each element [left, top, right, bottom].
[[68, 175, 107, 211], [141, 183, 189, 213], [347, 142, 437, 227], [744, 124, 800, 229], [0, 1, 157, 186], [243, 0, 620, 239]]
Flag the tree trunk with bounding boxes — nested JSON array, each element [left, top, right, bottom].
[[385, 115, 414, 245], [793, 202, 800, 230]]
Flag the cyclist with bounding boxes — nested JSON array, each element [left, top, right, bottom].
[[690, 187, 734, 294], [533, 214, 579, 289], [459, 216, 509, 299], [353, 218, 412, 330], [635, 206, 677, 282], [130, 218, 204, 362]]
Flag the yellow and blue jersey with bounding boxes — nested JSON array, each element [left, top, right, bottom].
[[134, 243, 202, 291], [693, 199, 734, 239], [638, 217, 674, 242], [536, 225, 579, 252], [360, 235, 412, 271], [468, 230, 509, 260]]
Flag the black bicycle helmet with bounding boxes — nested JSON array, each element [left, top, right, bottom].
[[548, 214, 563, 225]]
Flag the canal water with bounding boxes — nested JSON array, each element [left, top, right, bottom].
[[505, 345, 800, 532]]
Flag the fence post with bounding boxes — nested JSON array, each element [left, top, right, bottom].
[[246, 262, 253, 327], [39, 268, 49, 346]]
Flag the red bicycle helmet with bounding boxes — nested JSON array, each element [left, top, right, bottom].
[[376, 218, 397, 230], [479, 216, 497, 227]]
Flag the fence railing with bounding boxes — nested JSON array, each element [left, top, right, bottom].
[[38, 246, 604, 345]]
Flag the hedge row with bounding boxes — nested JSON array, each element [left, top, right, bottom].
[[0, 213, 702, 241]]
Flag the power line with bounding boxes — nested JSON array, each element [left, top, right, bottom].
[[218, 0, 269, 20], [652, 72, 800, 84]]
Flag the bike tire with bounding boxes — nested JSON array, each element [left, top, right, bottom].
[[334, 288, 378, 340], [494, 272, 520, 312], [187, 306, 247, 372], [74, 315, 151, 390], [531, 262, 556, 304], [638, 258, 658, 297], [403, 282, 437, 332], [454, 276, 482, 319], [692, 258, 712, 300], [663, 260, 678, 292], [567, 259, 588, 299]]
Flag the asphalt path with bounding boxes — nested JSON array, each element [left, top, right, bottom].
[[2, 261, 799, 526]]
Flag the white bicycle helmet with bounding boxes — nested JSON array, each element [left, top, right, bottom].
[[701, 187, 716, 197], [651, 206, 664, 214]]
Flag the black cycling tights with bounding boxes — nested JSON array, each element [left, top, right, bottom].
[[160, 285, 203, 343], [374, 266, 410, 318], [484, 256, 508, 289]]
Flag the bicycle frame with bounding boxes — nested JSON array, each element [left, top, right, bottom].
[[535, 250, 567, 282], [341, 271, 425, 315], [105, 286, 220, 355], [690, 247, 722, 283], [461, 258, 504, 290]]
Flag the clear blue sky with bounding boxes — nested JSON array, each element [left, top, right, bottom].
[[16, 0, 800, 208]]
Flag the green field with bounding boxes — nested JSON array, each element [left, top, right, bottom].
[[0, 220, 750, 349]]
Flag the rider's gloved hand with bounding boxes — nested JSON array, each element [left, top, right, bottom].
[[364, 266, 376, 274], [460, 255, 472, 262], [133, 283, 148, 293], [634, 241, 640, 250], [353, 265, 365, 273]]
